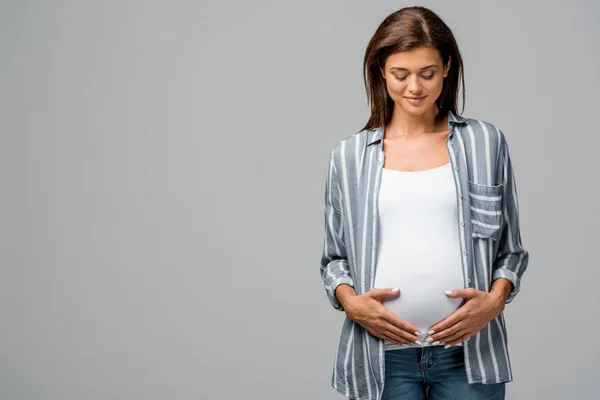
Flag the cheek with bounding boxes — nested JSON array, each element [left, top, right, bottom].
[[432, 79, 445, 91], [385, 80, 404, 97], [416, 80, 443, 98]]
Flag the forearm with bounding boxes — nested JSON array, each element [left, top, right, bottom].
[[335, 284, 357, 310], [489, 278, 512, 307]]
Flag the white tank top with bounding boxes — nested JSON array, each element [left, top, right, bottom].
[[373, 162, 465, 350]]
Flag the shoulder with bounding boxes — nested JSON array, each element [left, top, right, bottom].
[[455, 115, 508, 148], [328, 128, 375, 163]]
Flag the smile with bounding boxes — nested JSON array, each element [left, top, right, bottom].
[[405, 96, 427, 105]]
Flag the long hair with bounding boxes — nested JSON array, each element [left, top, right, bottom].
[[359, 6, 466, 132]]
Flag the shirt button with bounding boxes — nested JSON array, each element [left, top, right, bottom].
[[450, 142, 454, 146], [463, 251, 468, 255], [454, 167, 458, 172], [460, 222, 465, 227], [467, 278, 472, 284], [459, 193, 463, 199]]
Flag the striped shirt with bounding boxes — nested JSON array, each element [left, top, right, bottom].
[[319, 109, 529, 400]]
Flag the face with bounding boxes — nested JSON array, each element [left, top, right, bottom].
[[380, 47, 450, 115]]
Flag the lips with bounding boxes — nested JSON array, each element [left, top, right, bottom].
[[406, 95, 427, 105]]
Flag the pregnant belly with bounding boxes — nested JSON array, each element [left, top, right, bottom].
[[378, 274, 464, 334]]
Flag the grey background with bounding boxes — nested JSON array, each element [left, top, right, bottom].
[[1, 0, 598, 399]]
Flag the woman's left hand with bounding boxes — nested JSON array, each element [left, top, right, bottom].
[[425, 288, 504, 346]]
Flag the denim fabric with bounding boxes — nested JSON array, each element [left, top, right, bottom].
[[382, 346, 505, 400]]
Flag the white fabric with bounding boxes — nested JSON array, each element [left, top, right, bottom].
[[374, 163, 465, 350]]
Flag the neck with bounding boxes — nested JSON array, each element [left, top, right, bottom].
[[386, 105, 446, 138]]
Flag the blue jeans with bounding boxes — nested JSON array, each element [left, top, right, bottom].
[[382, 345, 506, 399]]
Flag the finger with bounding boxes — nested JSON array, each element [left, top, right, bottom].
[[446, 332, 471, 346], [381, 311, 421, 335], [370, 288, 401, 302], [380, 331, 413, 345], [445, 288, 477, 299], [429, 323, 464, 343], [438, 328, 468, 345], [381, 320, 421, 344], [428, 310, 465, 336]]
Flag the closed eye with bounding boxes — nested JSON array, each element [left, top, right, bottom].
[[394, 74, 435, 81]]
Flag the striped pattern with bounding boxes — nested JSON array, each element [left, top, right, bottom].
[[319, 109, 529, 400]]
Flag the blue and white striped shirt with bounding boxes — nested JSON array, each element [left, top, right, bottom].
[[320, 109, 529, 400]]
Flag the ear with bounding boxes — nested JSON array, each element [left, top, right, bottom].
[[380, 67, 386, 80], [444, 55, 452, 75]]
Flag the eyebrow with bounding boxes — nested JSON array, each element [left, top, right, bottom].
[[390, 65, 438, 72]]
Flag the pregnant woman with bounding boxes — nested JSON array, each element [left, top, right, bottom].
[[319, 6, 529, 400]]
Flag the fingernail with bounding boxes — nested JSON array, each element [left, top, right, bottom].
[[415, 340, 422, 345], [414, 331, 421, 335], [425, 337, 433, 343], [445, 290, 453, 295], [444, 344, 452, 349], [392, 288, 399, 292], [427, 330, 435, 335], [432, 341, 440, 345]]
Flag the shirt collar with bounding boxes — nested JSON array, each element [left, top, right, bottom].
[[366, 109, 468, 146]]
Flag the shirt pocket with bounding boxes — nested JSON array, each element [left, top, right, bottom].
[[468, 181, 504, 241]]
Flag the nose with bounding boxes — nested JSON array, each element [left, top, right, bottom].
[[408, 76, 422, 94]]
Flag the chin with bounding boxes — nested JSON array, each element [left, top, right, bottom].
[[400, 103, 434, 114]]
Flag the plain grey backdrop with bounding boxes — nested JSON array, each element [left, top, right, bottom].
[[1, 0, 599, 399]]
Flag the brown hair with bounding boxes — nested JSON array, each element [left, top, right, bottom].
[[359, 6, 466, 132]]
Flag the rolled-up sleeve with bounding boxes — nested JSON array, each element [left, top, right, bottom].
[[492, 132, 530, 304], [320, 148, 354, 311]]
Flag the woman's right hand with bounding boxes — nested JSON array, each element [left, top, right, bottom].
[[344, 288, 422, 345]]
